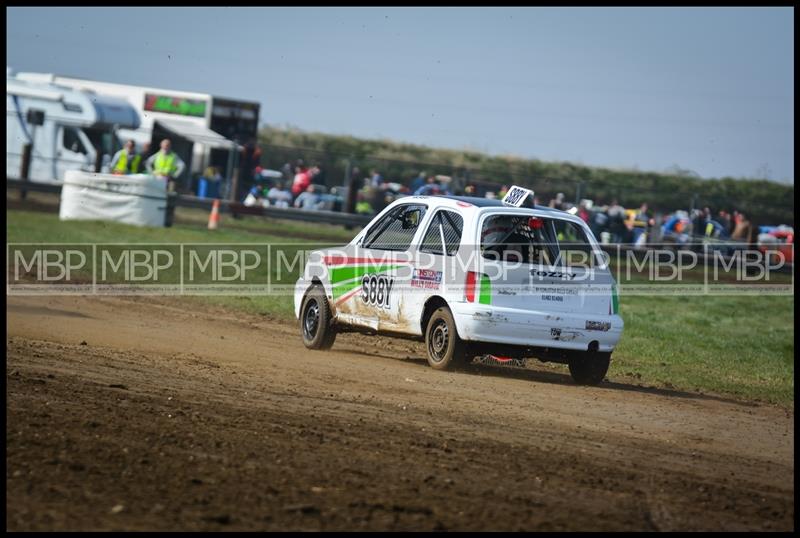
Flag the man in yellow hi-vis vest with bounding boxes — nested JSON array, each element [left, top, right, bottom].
[[109, 139, 142, 175], [145, 138, 186, 192]]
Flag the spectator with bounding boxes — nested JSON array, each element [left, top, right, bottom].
[[662, 212, 691, 246], [692, 206, 711, 238], [243, 184, 268, 207], [607, 199, 627, 243], [145, 138, 186, 193], [729, 210, 740, 237], [731, 211, 753, 244], [549, 192, 567, 211], [345, 165, 361, 215], [414, 176, 440, 196], [252, 144, 262, 170], [370, 169, 384, 188], [198, 166, 222, 199], [632, 202, 650, 245], [267, 181, 292, 208], [110, 139, 143, 175], [311, 163, 326, 186], [436, 177, 453, 196], [294, 184, 321, 210], [718, 210, 732, 236], [410, 172, 426, 193], [591, 206, 610, 241], [577, 201, 591, 224], [355, 186, 374, 215], [291, 165, 316, 198], [281, 162, 294, 183]]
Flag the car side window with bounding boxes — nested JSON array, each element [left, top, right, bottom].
[[363, 204, 427, 251], [419, 210, 463, 256]]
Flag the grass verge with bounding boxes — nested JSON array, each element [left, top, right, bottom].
[[7, 207, 794, 405]]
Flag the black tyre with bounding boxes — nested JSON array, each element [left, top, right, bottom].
[[568, 351, 611, 385], [425, 307, 472, 370], [300, 285, 337, 350]]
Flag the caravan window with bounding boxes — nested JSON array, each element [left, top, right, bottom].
[[62, 127, 88, 154]]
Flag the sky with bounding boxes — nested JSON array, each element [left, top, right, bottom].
[[6, 7, 795, 183]]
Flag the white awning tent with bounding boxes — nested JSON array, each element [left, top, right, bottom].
[[154, 117, 239, 150]]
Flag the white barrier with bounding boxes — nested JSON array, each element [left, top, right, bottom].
[[59, 171, 168, 227]]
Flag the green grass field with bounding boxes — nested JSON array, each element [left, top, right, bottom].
[[7, 206, 794, 405]]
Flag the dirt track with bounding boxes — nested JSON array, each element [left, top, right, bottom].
[[6, 295, 794, 531]]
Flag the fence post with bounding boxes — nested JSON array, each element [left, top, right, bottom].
[[164, 191, 177, 227], [344, 158, 351, 196], [345, 158, 358, 215], [19, 142, 33, 200]]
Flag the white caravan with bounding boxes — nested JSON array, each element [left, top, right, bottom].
[[7, 68, 140, 184]]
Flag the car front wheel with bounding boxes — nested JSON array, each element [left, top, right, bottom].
[[300, 285, 337, 350]]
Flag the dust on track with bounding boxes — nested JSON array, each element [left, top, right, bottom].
[[6, 295, 794, 531]]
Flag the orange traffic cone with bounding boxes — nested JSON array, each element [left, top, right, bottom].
[[208, 199, 221, 230]]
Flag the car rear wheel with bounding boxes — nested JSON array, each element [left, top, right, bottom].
[[300, 285, 337, 350], [425, 307, 471, 370], [568, 351, 611, 385]]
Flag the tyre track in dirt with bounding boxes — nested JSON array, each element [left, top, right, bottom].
[[6, 295, 794, 531]]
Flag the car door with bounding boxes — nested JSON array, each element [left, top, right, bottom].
[[407, 209, 465, 333], [333, 203, 426, 331]]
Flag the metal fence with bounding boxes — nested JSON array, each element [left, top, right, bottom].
[[7, 177, 372, 227], [7, 177, 792, 273]]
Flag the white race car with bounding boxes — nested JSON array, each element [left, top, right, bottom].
[[294, 186, 623, 385]]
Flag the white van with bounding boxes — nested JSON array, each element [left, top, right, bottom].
[[7, 69, 140, 184]]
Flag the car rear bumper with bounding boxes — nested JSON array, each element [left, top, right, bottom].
[[451, 302, 623, 353]]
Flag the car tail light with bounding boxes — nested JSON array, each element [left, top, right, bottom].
[[465, 271, 478, 302]]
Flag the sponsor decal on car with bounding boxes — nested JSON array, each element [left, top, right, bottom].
[[550, 328, 581, 341], [410, 268, 442, 289], [585, 320, 611, 332], [531, 269, 578, 280]]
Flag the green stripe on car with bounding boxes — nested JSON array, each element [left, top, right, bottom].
[[479, 274, 492, 305]]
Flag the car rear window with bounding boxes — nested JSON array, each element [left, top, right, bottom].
[[480, 214, 599, 267]]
